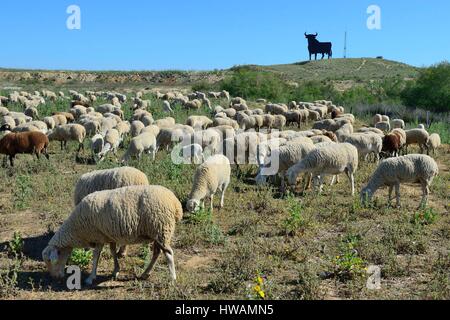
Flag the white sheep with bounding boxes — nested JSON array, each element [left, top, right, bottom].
[[391, 119, 405, 129], [426, 133, 441, 155], [344, 133, 383, 162], [42, 185, 183, 285], [286, 143, 359, 195], [90, 134, 104, 159], [98, 129, 121, 161], [123, 132, 157, 162], [256, 140, 316, 191], [361, 154, 439, 208], [173, 143, 204, 164], [163, 100, 173, 113], [47, 124, 86, 153], [187, 155, 231, 213], [405, 128, 429, 154], [375, 121, 391, 133]]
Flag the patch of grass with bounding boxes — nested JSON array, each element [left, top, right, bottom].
[[423, 253, 450, 299], [13, 174, 32, 210], [68, 249, 93, 269], [282, 196, 308, 236], [332, 235, 367, 282], [8, 232, 24, 258], [411, 208, 438, 226]]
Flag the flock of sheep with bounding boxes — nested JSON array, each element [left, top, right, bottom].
[[0, 88, 442, 286]]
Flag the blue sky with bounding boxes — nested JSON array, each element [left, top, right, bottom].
[[0, 0, 448, 70]]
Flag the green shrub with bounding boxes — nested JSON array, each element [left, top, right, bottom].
[[401, 62, 450, 112], [69, 249, 93, 269], [221, 69, 289, 101]]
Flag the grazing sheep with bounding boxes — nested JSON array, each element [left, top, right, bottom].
[[405, 129, 430, 154], [155, 117, 176, 129], [382, 133, 402, 157], [286, 143, 359, 195], [357, 127, 384, 137], [213, 117, 239, 130], [426, 133, 441, 155], [81, 120, 101, 137], [344, 133, 383, 162], [173, 143, 204, 164], [74, 167, 149, 205], [187, 154, 231, 213], [42, 185, 183, 285], [373, 114, 383, 126], [186, 116, 213, 130], [123, 132, 157, 162], [375, 121, 391, 133], [98, 129, 121, 161], [24, 107, 39, 119], [90, 134, 104, 159], [0, 131, 50, 167], [43, 116, 56, 130], [392, 119, 405, 129], [256, 140, 316, 191], [361, 154, 439, 208], [1, 116, 16, 130], [131, 120, 145, 137], [47, 124, 86, 153], [335, 123, 354, 142], [53, 112, 75, 123], [184, 99, 202, 110], [52, 114, 68, 127], [163, 100, 173, 113], [223, 108, 237, 118], [272, 115, 287, 131]]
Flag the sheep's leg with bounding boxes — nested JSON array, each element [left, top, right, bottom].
[[220, 183, 229, 208], [60, 141, 64, 150], [395, 183, 401, 208], [419, 182, 430, 208], [117, 245, 128, 258], [140, 243, 161, 280], [44, 148, 50, 160], [2, 156, 7, 168], [210, 194, 214, 213], [109, 243, 120, 279], [9, 155, 14, 167], [330, 175, 337, 186], [163, 247, 176, 281], [388, 185, 394, 206], [345, 169, 355, 196], [85, 244, 104, 286]]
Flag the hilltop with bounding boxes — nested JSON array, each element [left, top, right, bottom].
[[0, 58, 419, 90]]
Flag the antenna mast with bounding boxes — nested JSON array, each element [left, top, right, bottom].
[[344, 31, 347, 58]]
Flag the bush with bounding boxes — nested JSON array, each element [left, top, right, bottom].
[[220, 68, 289, 101], [401, 62, 450, 112]]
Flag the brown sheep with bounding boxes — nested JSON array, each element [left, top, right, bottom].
[[53, 112, 75, 123], [382, 133, 401, 158], [0, 131, 50, 167], [70, 100, 91, 109], [322, 131, 338, 142], [331, 110, 342, 119]]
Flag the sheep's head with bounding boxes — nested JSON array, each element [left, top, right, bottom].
[[360, 188, 374, 206], [286, 168, 299, 187], [42, 245, 72, 279], [186, 199, 201, 213]]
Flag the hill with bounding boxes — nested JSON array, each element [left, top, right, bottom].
[[0, 58, 419, 90]]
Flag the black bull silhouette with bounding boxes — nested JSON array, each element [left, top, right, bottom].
[[305, 33, 332, 60]]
